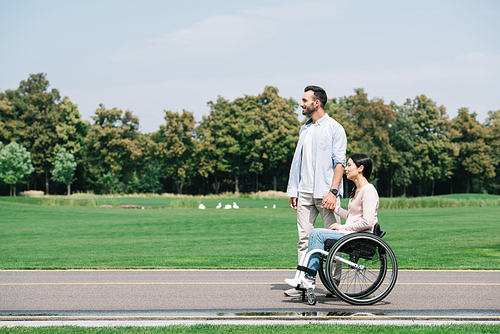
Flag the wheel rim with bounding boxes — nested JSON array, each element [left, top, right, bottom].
[[325, 233, 398, 305]]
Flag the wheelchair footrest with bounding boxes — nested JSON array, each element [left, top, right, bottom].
[[297, 265, 317, 277]]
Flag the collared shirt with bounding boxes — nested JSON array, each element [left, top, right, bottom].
[[286, 114, 347, 199], [298, 122, 317, 194]]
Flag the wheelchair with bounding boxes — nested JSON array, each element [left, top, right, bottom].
[[289, 223, 398, 305]]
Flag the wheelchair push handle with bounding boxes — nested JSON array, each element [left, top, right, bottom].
[[373, 223, 386, 238]]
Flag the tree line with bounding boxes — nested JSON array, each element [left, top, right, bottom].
[[0, 73, 499, 197]]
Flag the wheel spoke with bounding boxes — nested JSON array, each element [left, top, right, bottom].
[[325, 233, 398, 305]]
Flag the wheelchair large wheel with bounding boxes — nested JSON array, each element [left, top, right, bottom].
[[324, 233, 398, 305], [318, 254, 339, 295], [318, 258, 329, 289]]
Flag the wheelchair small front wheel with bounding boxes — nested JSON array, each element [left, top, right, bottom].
[[307, 288, 317, 305]]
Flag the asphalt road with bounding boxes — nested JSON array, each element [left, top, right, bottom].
[[1, 269, 499, 324]]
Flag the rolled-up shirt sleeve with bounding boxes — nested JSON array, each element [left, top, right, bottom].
[[331, 126, 347, 168]]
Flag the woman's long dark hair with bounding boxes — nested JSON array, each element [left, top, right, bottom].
[[348, 153, 373, 199]]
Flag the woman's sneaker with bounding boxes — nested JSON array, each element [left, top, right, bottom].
[[284, 288, 301, 297], [285, 277, 315, 290]]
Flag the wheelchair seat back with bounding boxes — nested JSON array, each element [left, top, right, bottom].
[[373, 223, 386, 238]]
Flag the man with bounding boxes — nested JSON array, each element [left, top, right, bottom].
[[285, 85, 347, 297]]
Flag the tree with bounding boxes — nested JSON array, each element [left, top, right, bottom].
[[0, 92, 25, 144], [100, 171, 118, 195], [485, 110, 500, 194], [451, 108, 495, 193], [141, 163, 162, 194], [199, 95, 267, 194], [84, 105, 142, 193], [402, 95, 457, 196], [51, 148, 77, 195], [258, 86, 299, 191], [54, 97, 89, 192], [17, 73, 62, 194], [326, 96, 357, 150], [195, 113, 218, 193], [0, 142, 35, 196], [55, 99, 89, 158], [387, 102, 417, 197], [232, 94, 264, 193], [346, 89, 397, 188], [195, 98, 232, 194], [196, 97, 237, 193], [152, 110, 196, 194], [325, 94, 357, 196], [1, 75, 88, 194]]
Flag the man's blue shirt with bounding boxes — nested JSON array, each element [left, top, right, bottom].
[[286, 114, 347, 199]]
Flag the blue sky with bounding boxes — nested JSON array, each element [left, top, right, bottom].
[[1, 0, 499, 133]]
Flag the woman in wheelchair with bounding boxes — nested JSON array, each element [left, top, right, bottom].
[[285, 153, 379, 290]]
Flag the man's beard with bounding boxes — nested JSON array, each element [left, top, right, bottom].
[[302, 104, 315, 115]]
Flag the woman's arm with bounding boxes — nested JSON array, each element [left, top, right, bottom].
[[334, 205, 349, 221], [338, 185, 378, 233], [360, 187, 378, 228]]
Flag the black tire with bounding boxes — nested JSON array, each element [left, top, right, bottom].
[[317, 258, 331, 291], [318, 255, 337, 296], [324, 233, 398, 305]]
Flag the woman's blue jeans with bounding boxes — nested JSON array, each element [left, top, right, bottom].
[[305, 228, 346, 280]]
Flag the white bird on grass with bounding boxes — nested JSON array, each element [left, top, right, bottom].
[[224, 204, 232, 209], [198, 204, 206, 210], [233, 202, 239, 209], [216, 202, 222, 209]]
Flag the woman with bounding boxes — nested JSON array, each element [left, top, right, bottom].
[[285, 153, 379, 289]]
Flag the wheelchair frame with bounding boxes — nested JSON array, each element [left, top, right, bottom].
[[290, 224, 398, 305]]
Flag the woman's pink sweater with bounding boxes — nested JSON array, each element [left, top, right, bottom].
[[334, 183, 379, 234]]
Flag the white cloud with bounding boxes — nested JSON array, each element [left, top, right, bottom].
[[110, 15, 272, 63], [73, 50, 500, 133], [242, 0, 339, 20], [110, 1, 340, 64], [321, 51, 500, 120], [319, 51, 500, 86], [65, 77, 267, 133], [402, 10, 440, 17], [459, 51, 500, 67]]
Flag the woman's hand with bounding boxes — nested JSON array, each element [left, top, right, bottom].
[[322, 193, 337, 211], [328, 223, 340, 230]]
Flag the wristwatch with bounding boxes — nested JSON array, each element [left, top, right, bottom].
[[330, 188, 338, 197]]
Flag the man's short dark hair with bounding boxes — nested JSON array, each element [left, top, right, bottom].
[[304, 85, 327, 108]]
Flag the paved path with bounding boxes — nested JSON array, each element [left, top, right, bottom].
[[1, 269, 499, 325]]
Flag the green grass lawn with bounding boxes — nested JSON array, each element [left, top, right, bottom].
[[1, 324, 500, 333], [2, 192, 499, 209], [1, 195, 499, 270], [0, 194, 292, 209]]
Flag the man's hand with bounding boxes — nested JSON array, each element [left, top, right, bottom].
[[290, 197, 298, 210], [322, 192, 337, 211]]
